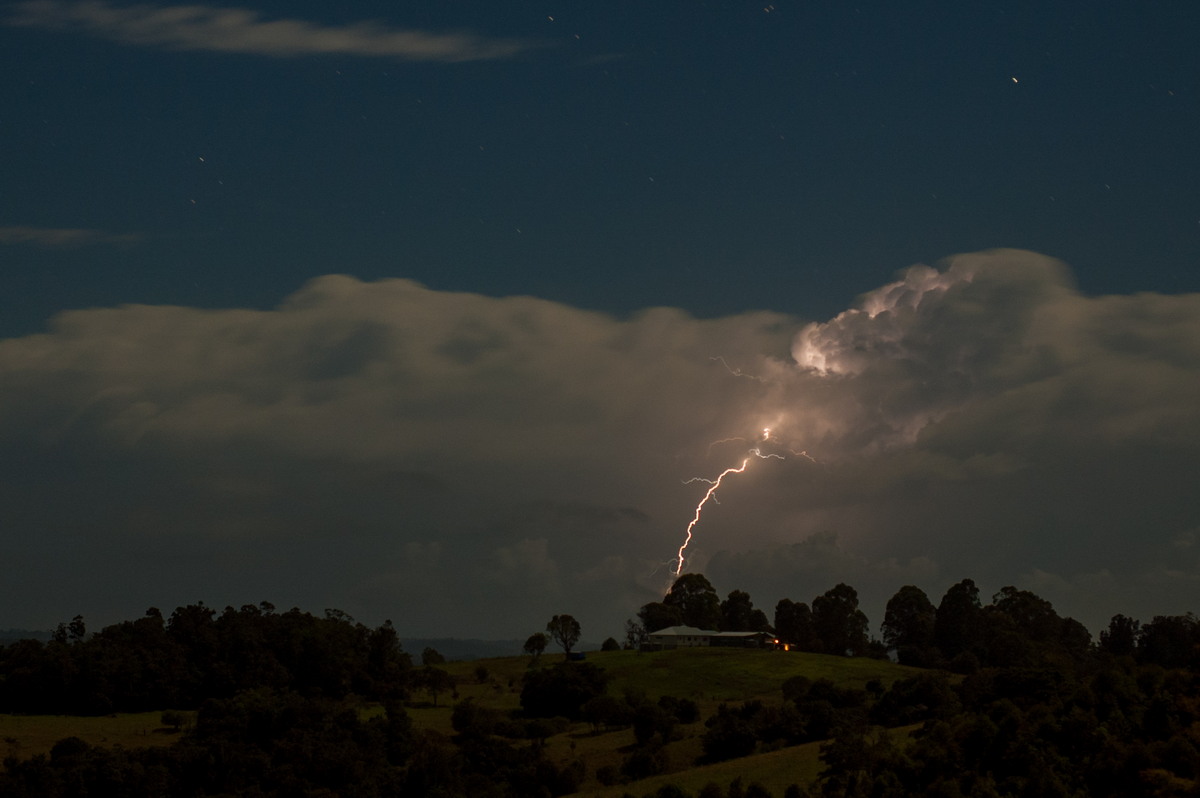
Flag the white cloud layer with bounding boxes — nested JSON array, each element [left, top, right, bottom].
[[8, 1, 533, 61], [2, 249, 1199, 641]]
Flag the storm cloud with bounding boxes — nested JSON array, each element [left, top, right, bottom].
[[3, 249, 1198, 640]]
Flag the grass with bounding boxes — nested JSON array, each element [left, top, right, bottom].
[[0, 711, 189, 763], [583, 736, 826, 798], [2, 648, 924, 793], [438, 648, 922, 795]]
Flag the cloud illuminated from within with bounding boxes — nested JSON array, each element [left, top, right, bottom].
[[8, 1, 535, 61], [1, 249, 1198, 638]]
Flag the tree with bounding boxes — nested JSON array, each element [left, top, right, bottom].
[[160, 710, 187, 731], [367, 620, 411, 695], [812, 583, 869, 656], [68, 615, 87, 643], [421, 646, 445, 666], [775, 598, 818, 651], [624, 618, 646, 649], [417, 665, 454, 706], [520, 661, 609, 719], [720, 590, 770, 632], [637, 602, 683, 634], [1137, 614, 1200, 668], [600, 637, 621, 652], [523, 632, 548, 661], [990, 586, 1062, 644], [935, 578, 982, 660], [1100, 614, 1140, 657], [663, 573, 722, 630], [881, 585, 937, 666], [546, 615, 582, 656]]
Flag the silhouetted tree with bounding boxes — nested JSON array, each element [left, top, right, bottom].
[[935, 578, 983, 661], [523, 632, 548, 661], [68, 615, 86, 643], [720, 590, 771, 632], [624, 618, 646, 649], [546, 615, 581, 655], [520, 661, 609, 720], [1138, 614, 1200, 669], [1100, 614, 1140, 657], [638, 601, 683, 634], [812, 583, 869, 656], [881, 585, 937, 665], [417, 665, 453, 706], [663, 573, 723, 630], [775, 598, 818, 651]]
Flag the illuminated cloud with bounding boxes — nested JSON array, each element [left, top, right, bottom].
[[1, 250, 1198, 637], [7, 1, 534, 61], [0, 225, 141, 248]]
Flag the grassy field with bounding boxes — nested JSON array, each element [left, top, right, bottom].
[[435, 647, 922, 795], [0, 711, 188, 762], [2, 648, 922, 793]]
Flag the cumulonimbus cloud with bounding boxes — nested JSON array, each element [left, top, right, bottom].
[[7, 1, 535, 61], [1, 249, 1198, 638], [0, 225, 141, 248]]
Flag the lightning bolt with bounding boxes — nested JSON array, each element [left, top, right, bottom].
[[710, 356, 766, 382], [674, 446, 784, 575]]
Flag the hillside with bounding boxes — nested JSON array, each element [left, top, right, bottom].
[[3, 646, 918, 795], [406, 647, 922, 795]]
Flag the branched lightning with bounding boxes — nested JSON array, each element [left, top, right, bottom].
[[710, 356, 766, 382], [670, 367, 821, 576], [673, 445, 784, 576]]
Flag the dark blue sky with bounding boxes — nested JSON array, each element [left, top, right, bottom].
[[2, 2, 1200, 640], [4, 1, 1198, 337]]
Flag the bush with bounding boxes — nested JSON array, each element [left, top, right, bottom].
[[622, 745, 667, 780], [596, 764, 620, 786], [582, 694, 633, 732], [161, 710, 187, 731], [659, 695, 700, 724], [520, 662, 609, 720], [702, 704, 759, 762]]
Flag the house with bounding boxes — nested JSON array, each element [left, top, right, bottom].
[[642, 625, 773, 651]]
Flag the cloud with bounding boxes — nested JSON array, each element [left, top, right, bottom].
[[1, 250, 1198, 639], [0, 225, 141, 248], [7, 1, 535, 61]]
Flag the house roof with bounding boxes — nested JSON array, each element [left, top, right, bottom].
[[646, 625, 713, 636], [647, 625, 771, 637]]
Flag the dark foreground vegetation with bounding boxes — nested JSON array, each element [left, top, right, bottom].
[[3, 578, 1200, 797]]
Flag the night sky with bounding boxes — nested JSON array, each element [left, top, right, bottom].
[[2, 1, 1199, 642]]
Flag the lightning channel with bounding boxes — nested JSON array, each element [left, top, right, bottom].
[[673, 446, 784, 576]]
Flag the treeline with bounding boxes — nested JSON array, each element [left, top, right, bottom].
[[0, 602, 411, 714], [633, 574, 884, 659], [6, 581, 1200, 796], [635, 573, 1200, 673], [0, 689, 588, 798], [814, 658, 1200, 797]]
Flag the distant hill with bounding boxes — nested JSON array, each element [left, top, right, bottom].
[[0, 629, 48, 645], [399, 637, 603, 661], [399, 637, 526, 661]]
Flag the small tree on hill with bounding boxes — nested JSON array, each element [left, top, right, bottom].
[[546, 614, 582, 656], [418, 665, 454, 706], [524, 632, 548, 661]]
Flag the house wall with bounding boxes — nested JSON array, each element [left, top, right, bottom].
[[646, 633, 710, 649]]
